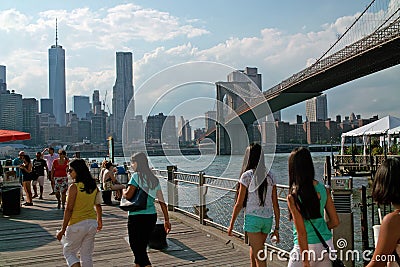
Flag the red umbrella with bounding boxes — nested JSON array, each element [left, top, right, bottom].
[[0, 130, 31, 143]]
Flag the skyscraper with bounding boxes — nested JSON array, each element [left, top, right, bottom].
[[305, 94, 328, 122], [0, 90, 23, 130], [22, 98, 39, 144], [205, 111, 216, 132], [48, 20, 66, 126], [40, 98, 54, 115], [0, 65, 6, 92], [112, 52, 134, 141], [92, 90, 102, 114], [227, 67, 281, 121], [73, 95, 91, 119]]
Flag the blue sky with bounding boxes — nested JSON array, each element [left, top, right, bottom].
[[1, 0, 399, 125]]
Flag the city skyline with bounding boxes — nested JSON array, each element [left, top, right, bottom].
[[0, 1, 399, 123]]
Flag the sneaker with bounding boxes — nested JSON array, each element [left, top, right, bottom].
[[32, 194, 38, 198], [23, 202, 33, 206], [49, 192, 56, 195], [39, 196, 43, 200]]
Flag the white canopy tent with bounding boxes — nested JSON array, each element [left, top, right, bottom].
[[340, 116, 400, 155], [388, 125, 400, 135]]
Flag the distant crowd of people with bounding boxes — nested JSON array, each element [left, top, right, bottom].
[[9, 147, 67, 208], [4, 143, 399, 267]]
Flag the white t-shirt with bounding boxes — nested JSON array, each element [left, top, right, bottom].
[[239, 169, 276, 219], [44, 153, 59, 170]]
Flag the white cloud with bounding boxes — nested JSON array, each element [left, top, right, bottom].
[[1, 2, 398, 123], [0, 9, 30, 32]]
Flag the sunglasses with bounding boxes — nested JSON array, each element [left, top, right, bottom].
[[67, 168, 74, 173]]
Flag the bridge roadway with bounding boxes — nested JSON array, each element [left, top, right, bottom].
[[0, 182, 287, 267], [221, 18, 400, 125]]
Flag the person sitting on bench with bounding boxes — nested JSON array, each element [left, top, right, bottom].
[[102, 162, 124, 201]]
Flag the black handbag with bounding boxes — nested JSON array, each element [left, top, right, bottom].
[[119, 186, 148, 212]]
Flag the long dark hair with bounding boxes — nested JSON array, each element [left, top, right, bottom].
[[288, 147, 321, 220], [372, 158, 400, 205], [131, 152, 159, 190], [22, 154, 31, 165], [70, 159, 97, 194], [236, 143, 268, 206]]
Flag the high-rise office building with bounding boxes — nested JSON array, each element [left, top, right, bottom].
[[205, 111, 216, 132], [178, 116, 192, 143], [22, 98, 39, 144], [145, 113, 176, 145], [0, 65, 6, 92], [305, 94, 328, 122], [40, 98, 54, 115], [78, 120, 91, 142], [48, 21, 66, 126], [112, 52, 134, 141], [91, 111, 107, 144], [92, 90, 102, 114], [227, 67, 281, 121], [0, 90, 23, 130], [125, 115, 144, 142], [73, 95, 91, 119], [37, 113, 57, 144]]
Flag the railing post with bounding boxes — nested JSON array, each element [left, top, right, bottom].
[[360, 186, 370, 266], [324, 156, 331, 186], [199, 172, 206, 225], [167, 165, 177, 211]]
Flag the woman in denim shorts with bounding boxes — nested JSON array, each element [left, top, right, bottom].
[[228, 143, 280, 267]]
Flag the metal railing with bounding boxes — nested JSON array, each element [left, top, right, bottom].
[[153, 167, 292, 256]]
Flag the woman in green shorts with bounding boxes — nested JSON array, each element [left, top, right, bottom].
[[228, 143, 280, 267]]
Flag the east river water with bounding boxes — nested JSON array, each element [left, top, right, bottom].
[[94, 151, 371, 263]]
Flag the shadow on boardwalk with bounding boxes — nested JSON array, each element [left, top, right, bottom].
[[0, 185, 254, 267]]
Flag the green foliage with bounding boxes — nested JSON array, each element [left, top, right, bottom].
[[389, 143, 399, 155], [371, 146, 383, 156], [345, 146, 361, 155]]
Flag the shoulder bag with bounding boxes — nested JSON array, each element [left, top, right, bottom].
[[296, 198, 345, 267], [119, 186, 148, 212], [307, 219, 345, 267]]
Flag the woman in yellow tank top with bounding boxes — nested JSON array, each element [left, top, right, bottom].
[[56, 159, 103, 267]]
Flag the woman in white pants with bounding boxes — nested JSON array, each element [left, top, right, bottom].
[[56, 159, 102, 267]]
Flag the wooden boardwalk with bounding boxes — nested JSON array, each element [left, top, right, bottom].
[[0, 183, 287, 267]]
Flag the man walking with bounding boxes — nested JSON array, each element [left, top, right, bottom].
[[32, 151, 48, 199], [42, 147, 59, 195]]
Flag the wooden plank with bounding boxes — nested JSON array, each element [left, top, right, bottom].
[[0, 182, 286, 266]]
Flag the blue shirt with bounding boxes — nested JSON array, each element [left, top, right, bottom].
[[12, 157, 23, 177], [127, 172, 161, 216]]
